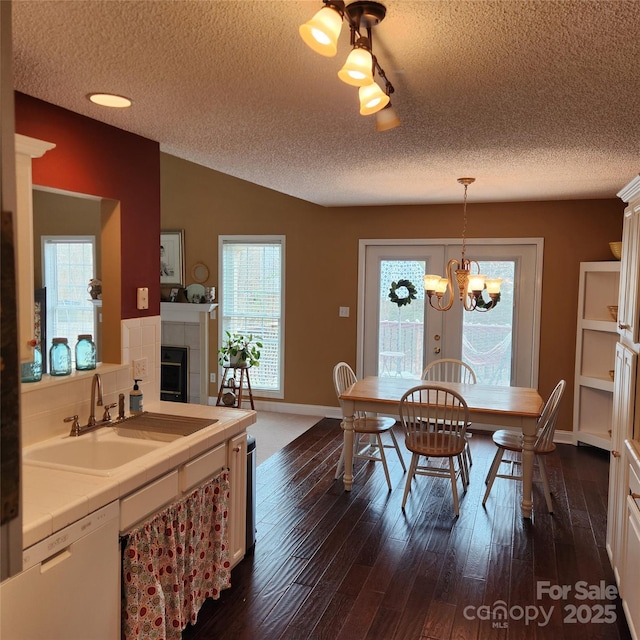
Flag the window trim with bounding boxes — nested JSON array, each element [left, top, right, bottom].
[[218, 235, 286, 399]]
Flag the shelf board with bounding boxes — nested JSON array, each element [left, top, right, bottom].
[[581, 319, 617, 331], [575, 430, 612, 451], [577, 376, 614, 392]]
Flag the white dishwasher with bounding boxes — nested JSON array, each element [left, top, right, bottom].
[[1, 500, 120, 640]]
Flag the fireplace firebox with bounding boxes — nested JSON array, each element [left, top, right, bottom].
[[160, 346, 188, 402]]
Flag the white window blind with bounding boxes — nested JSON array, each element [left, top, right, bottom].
[[220, 237, 284, 396], [42, 236, 96, 360]]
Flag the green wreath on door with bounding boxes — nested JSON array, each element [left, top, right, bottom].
[[388, 279, 417, 307]]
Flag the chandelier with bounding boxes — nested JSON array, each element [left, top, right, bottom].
[[299, 1, 401, 130], [423, 178, 502, 312]]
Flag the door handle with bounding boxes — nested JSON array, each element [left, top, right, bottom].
[[434, 346, 441, 354]]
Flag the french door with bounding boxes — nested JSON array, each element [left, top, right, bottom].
[[358, 239, 542, 387]]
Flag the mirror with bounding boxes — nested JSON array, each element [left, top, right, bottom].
[[32, 188, 106, 365], [16, 134, 122, 383]]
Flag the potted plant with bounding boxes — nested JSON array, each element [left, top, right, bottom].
[[218, 331, 263, 368]]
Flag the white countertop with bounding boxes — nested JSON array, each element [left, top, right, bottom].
[[21, 401, 256, 549]]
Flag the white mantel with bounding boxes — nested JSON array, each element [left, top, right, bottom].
[[160, 302, 217, 322]]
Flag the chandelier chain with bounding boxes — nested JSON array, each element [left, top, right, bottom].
[[461, 182, 468, 262]]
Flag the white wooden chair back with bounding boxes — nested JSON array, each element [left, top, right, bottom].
[[399, 384, 470, 444], [333, 362, 365, 420], [534, 379, 566, 453], [422, 358, 477, 384]]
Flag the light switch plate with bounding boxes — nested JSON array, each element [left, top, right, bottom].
[[339, 306, 350, 317], [136, 287, 149, 310]]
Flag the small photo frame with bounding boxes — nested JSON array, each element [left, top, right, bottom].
[[169, 287, 179, 302], [160, 230, 184, 286]]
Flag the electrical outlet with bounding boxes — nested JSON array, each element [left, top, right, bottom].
[[210, 373, 216, 384], [339, 306, 350, 317], [133, 357, 148, 379]]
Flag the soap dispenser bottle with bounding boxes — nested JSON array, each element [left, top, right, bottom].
[[130, 379, 143, 415]]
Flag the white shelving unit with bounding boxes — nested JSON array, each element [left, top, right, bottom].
[[573, 261, 621, 449]]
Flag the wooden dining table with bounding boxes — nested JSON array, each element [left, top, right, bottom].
[[339, 376, 545, 518]]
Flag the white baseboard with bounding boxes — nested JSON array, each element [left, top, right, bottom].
[[207, 397, 343, 420], [554, 431, 575, 445]]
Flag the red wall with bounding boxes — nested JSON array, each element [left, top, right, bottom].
[[14, 92, 160, 319]]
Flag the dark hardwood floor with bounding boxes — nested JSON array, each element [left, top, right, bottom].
[[183, 418, 632, 640]]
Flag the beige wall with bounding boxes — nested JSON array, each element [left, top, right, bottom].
[[32, 189, 102, 289], [160, 152, 624, 431]]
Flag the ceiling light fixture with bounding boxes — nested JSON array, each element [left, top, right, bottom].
[[87, 93, 132, 108], [423, 178, 502, 312], [299, 1, 400, 129]]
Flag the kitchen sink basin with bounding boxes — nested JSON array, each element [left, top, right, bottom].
[[23, 412, 218, 476], [23, 430, 166, 476]]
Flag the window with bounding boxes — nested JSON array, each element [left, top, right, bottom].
[[42, 236, 97, 361], [219, 236, 285, 396]]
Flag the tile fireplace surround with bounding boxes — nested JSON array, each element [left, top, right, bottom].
[[160, 303, 216, 405]]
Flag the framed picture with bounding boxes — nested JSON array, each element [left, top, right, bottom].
[[160, 230, 184, 286], [169, 287, 179, 302]]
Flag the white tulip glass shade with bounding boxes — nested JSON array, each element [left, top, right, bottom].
[[485, 278, 502, 294], [375, 104, 401, 131], [299, 6, 343, 57], [358, 82, 390, 115], [467, 274, 486, 292], [338, 47, 373, 86], [423, 274, 441, 292], [436, 278, 449, 294]]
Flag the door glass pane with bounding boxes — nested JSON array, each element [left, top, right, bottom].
[[378, 260, 425, 378], [462, 261, 515, 385]]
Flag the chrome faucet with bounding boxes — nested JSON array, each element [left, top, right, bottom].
[[87, 373, 103, 427], [65, 373, 111, 436]]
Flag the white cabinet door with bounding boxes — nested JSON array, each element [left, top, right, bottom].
[[618, 203, 640, 346], [228, 432, 247, 567], [622, 453, 640, 640], [607, 343, 636, 582]]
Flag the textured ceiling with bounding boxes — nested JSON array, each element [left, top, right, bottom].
[[11, 0, 640, 206]]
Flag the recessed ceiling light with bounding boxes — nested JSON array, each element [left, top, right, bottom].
[[87, 93, 132, 108]]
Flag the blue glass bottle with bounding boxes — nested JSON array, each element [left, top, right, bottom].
[[75, 334, 96, 371], [50, 338, 72, 376], [21, 346, 42, 383]]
